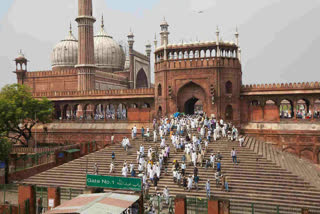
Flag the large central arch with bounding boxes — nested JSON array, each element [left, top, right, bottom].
[[136, 69, 148, 88], [177, 81, 206, 115]]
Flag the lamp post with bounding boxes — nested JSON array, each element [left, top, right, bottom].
[[35, 112, 37, 154]]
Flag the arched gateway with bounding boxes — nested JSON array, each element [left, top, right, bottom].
[[177, 82, 206, 115], [136, 69, 148, 88]]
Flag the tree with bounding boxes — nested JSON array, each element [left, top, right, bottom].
[[0, 84, 53, 146], [0, 136, 12, 184]]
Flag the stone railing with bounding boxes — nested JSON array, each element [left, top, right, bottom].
[[241, 82, 320, 92], [33, 88, 155, 98], [12, 144, 80, 154], [26, 69, 77, 77], [155, 57, 240, 71]]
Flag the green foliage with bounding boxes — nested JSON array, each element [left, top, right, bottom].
[[0, 84, 53, 146], [0, 137, 12, 161]]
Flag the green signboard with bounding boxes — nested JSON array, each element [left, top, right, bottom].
[[86, 174, 142, 191]]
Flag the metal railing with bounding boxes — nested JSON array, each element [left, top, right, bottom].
[[230, 203, 320, 214], [8, 152, 55, 174]]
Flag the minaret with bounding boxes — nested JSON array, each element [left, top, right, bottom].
[[235, 27, 240, 61], [154, 33, 158, 49], [160, 17, 169, 60], [127, 29, 135, 89], [235, 27, 239, 46], [75, 0, 96, 91], [146, 42, 152, 58], [160, 17, 169, 46], [216, 26, 220, 57], [14, 50, 28, 85]]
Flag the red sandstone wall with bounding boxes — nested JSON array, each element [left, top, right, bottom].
[[9, 162, 56, 182], [240, 99, 249, 123], [154, 58, 242, 125], [249, 106, 263, 122], [0, 205, 19, 214], [242, 129, 320, 164], [264, 105, 280, 122], [127, 108, 151, 122], [24, 69, 78, 92]]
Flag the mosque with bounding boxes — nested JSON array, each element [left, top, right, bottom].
[[13, 0, 320, 163]]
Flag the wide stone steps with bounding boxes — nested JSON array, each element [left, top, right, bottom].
[[146, 134, 320, 211], [243, 136, 320, 189], [22, 132, 320, 212]]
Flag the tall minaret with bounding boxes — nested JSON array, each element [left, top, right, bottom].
[[235, 27, 239, 46], [154, 33, 158, 49], [127, 30, 135, 89], [75, 0, 96, 91], [160, 18, 169, 46], [216, 26, 220, 57], [160, 17, 169, 60], [235, 27, 240, 61], [145, 42, 152, 58]]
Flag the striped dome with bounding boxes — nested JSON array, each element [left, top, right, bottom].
[[94, 18, 125, 72], [51, 27, 78, 67]]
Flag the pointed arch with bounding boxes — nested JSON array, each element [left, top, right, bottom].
[[225, 104, 233, 120], [136, 69, 148, 88], [177, 81, 206, 114], [157, 84, 162, 96], [225, 81, 232, 94]]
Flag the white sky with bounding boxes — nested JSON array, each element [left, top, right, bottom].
[[0, 0, 320, 88]]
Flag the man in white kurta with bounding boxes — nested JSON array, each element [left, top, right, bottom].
[[122, 165, 128, 177]]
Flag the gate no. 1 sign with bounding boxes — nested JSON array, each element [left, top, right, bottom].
[[86, 174, 142, 191]]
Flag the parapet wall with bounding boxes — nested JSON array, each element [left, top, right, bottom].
[[241, 81, 320, 92], [242, 122, 320, 164], [155, 57, 240, 71], [32, 88, 155, 99], [26, 69, 77, 78]]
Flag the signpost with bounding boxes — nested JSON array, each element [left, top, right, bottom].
[[86, 174, 142, 192]]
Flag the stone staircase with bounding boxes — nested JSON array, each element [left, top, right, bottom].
[[22, 132, 320, 213], [243, 136, 320, 190]]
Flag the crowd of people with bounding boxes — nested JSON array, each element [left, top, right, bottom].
[[92, 112, 245, 213], [280, 109, 320, 119]]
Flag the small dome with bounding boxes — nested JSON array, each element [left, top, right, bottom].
[[161, 17, 169, 26], [51, 25, 78, 67], [94, 18, 125, 71], [15, 50, 27, 61]]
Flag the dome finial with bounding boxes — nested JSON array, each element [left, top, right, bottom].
[[101, 14, 104, 30], [69, 22, 73, 36]]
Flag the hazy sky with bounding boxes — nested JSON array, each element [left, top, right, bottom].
[[0, 0, 320, 89]]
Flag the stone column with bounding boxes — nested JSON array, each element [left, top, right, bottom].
[[18, 184, 36, 214], [174, 195, 186, 214], [293, 100, 297, 120], [47, 187, 61, 209], [261, 103, 265, 121], [208, 198, 219, 214], [310, 98, 314, 120], [60, 105, 64, 122]]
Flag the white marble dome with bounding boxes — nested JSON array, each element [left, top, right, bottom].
[[94, 23, 125, 71], [51, 28, 78, 67]]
